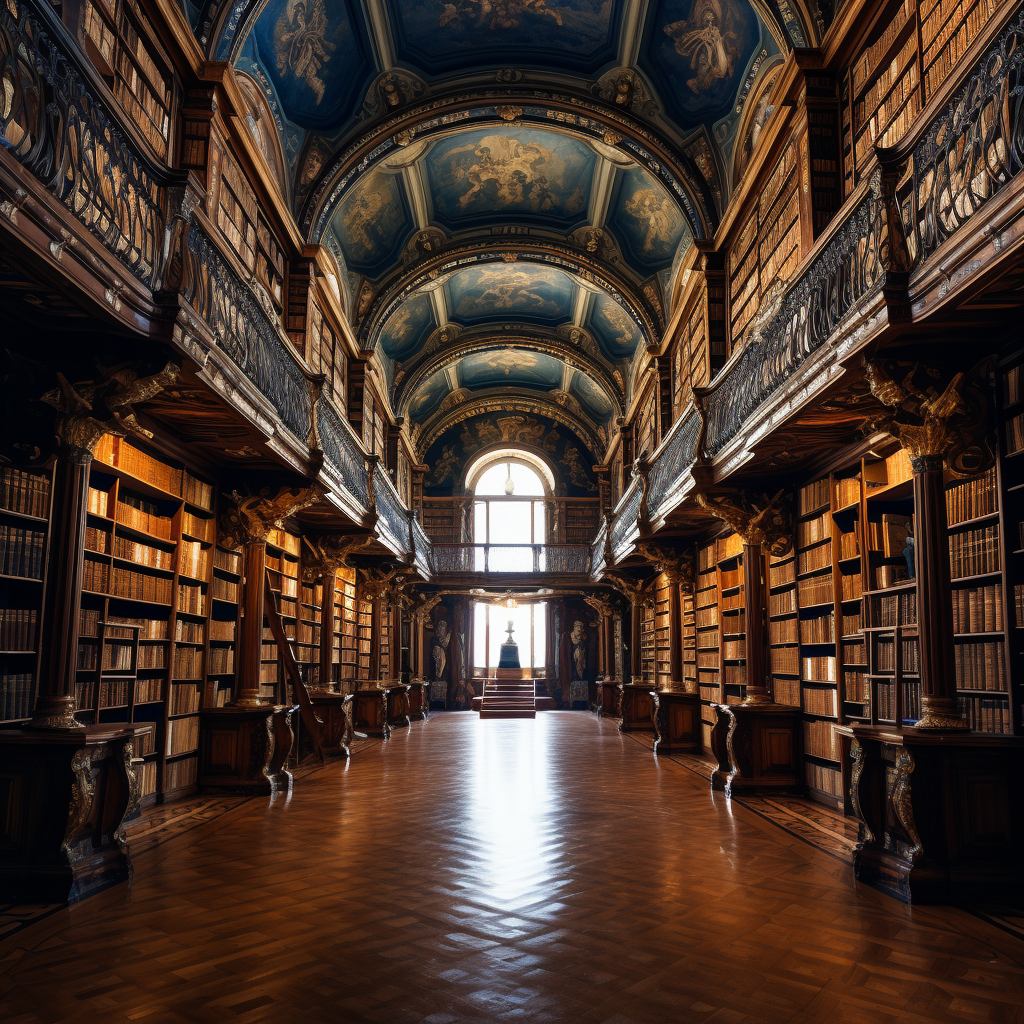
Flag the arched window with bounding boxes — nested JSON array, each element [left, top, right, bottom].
[[468, 453, 549, 570]]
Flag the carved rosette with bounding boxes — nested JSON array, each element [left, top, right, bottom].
[[218, 485, 324, 549], [694, 490, 793, 557]]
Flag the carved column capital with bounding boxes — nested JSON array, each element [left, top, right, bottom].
[[635, 541, 695, 592], [694, 489, 793, 557], [301, 533, 372, 582], [218, 485, 324, 549], [41, 363, 179, 462], [864, 360, 993, 475]]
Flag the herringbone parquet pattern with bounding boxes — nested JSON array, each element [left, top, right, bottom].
[[1, 712, 1022, 1024]]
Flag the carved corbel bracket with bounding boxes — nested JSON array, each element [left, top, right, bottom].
[[863, 360, 994, 475], [635, 541, 695, 593], [219, 484, 325, 549], [41, 362, 180, 463], [694, 489, 793, 557], [603, 570, 650, 608], [301, 533, 373, 582], [358, 564, 410, 602], [632, 451, 652, 536]]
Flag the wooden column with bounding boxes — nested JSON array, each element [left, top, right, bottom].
[[742, 541, 769, 704], [630, 599, 641, 683], [318, 569, 336, 690], [31, 448, 91, 728], [369, 591, 382, 680], [913, 455, 967, 728], [237, 539, 268, 706]]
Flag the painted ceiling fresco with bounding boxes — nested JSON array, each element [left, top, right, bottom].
[[422, 411, 600, 496], [447, 264, 575, 327], [384, 0, 625, 76], [377, 292, 436, 360], [328, 169, 414, 278], [606, 165, 694, 273], [426, 128, 595, 230]]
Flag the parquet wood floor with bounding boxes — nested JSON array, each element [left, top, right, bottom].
[[2, 712, 1022, 1024]]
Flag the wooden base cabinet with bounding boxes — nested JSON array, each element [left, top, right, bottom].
[[198, 706, 295, 795], [0, 725, 139, 903], [844, 725, 1024, 904], [650, 689, 701, 754], [618, 683, 655, 732], [594, 679, 619, 717], [710, 702, 803, 795]]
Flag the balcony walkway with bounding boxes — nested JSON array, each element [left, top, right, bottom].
[[2, 713, 1021, 1022]]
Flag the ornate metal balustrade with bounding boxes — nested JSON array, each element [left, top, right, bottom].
[[431, 544, 592, 575], [646, 404, 702, 522], [316, 394, 369, 508], [182, 224, 312, 442], [590, 517, 608, 580], [412, 516, 433, 578], [0, 0, 166, 289], [369, 462, 412, 560], [609, 481, 642, 561], [900, 7, 1024, 264]]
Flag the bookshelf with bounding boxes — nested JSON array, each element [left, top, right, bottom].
[[696, 541, 720, 748], [768, 543, 799, 710], [1002, 348, 1024, 736], [357, 589, 372, 679], [0, 466, 51, 724], [335, 567, 359, 687], [639, 598, 656, 685], [296, 579, 323, 688], [682, 591, 697, 691], [77, 434, 216, 803], [717, 534, 746, 706], [209, 542, 241, 708], [654, 573, 672, 688], [264, 528, 301, 702]]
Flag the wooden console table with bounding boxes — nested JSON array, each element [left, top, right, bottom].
[[650, 689, 701, 754]]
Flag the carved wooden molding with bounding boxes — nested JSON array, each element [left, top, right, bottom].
[[694, 489, 793, 557], [41, 362, 179, 462], [218, 485, 324, 549], [301, 534, 373, 582], [635, 541, 695, 592]]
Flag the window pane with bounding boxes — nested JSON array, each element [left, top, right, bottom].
[[474, 501, 487, 544], [474, 460, 545, 496], [474, 601, 487, 670], [489, 501, 532, 545], [533, 603, 546, 671]]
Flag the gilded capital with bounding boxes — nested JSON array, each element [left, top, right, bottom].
[[218, 485, 324, 549], [694, 489, 792, 557]]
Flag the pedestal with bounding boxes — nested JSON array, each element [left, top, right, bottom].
[[594, 679, 619, 718], [709, 702, 802, 795], [844, 725, 1024, 903], [0, 724, 138, 902], [199, 706, 292, 795], [408, 681, 430, 721], [306, 693, 354, 758], [650, 689, 701, 755], [618, 682, 655, 733]]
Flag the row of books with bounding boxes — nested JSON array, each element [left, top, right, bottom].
[[770, 618, 798, 644], [698, 651, 719, 668], [800, 614, 834, 645], [138, 646, 165, 669], [95, 437, 213, 510], [719, 568, 743, 590], [296, 623, 321, 646], [952, 582, 1004, 633], [0, 608, 37, 650], [875, 564, 911, 589], [178, 583, 206, 615], [797, 511, 830, 547], [169, 683, 201, 716], [165, 756, 198, 791], [843, 671, 870, 703], [955, 641, 1007, 690], [946, 469, 998, 525], [212, 577, 239, 602], [0, 467, 50, 518], [803, 719, 840, 760], [1, 673, 33, 720], [166, 716, 199, 756], [209, 647, 234, 674], [802, 656, 837, 682], [113, 497, 174, 541], [182, 511, 214, 544], [696, 606, 719, 627], [722, 640, 745, 660], [798, 542, 832, 575], [923, 0, 1005, 98], [839, 532, 859, 559], [84, 560, 173, 605], [798, 478, 830, 516], [960, 696, 1012, 733], [876, 638, 920, 673], [85, 526, 108, 553], [872, 592, 916, 627], [803, 686, 838, 717], [214, 547, 242, 573], [210, 619, 235, 640], [843, 639, 867, 664], [0, 525, 45, 579], [172, 647, 203, 679], [867, 516, 911, 557], [103, 643, 134, 671], [179, 540, 209, 580], [113, 534, 174, 571], [135, 678, 163, 703], [724, 665, 745, 685], [798, 574, 833, 606], [773, 677, 800, 705], [770, 589, 797, 615], [850, 0, 914, 94], [138, 762, 158, 798], [841, 573, 863, 600], [1008, 412, 1024, 456], [834, 477, 861, 509], [175, 619, 204, 643], [949, 524, 1001, 578], [842, 610, 863, 636], [769, 561, 795, 587], [805, 762, 843, 797]]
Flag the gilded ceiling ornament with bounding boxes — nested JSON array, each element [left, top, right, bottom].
[[694, 489, 793, 556], [218, 485, 324, 549], [41, 362, 179, 461], [495, 105, 523, 122]]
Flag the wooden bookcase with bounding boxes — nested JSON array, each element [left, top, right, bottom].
[[0, 466, 51, 725], [1001, 348, 1024, 736], [357, 592, 372, 679], [654, 573, 672, 689], [695, 541, 720, 748], [209, 544, 241, 708], [639, 599, 656, 685], [264, 528, 301, 702], [768, 545, 799, 709], [78, 435, 215, 804], [335, 567, 359, 686], [296, 580, 323, 687], [717, 534, 746, 706], [681, 591, 697, 692]]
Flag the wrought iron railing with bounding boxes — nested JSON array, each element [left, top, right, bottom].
[[412, 516, 434, 578], [0, 0, 167, 289], [609, 481, 642, 559], [370, 462, 412, 560], [646, 403, 702, 522], [590, 518, 608, 580], [316, 396, 369, 507], [900, 7, 1024, 265], [431, 544, 592, 574]]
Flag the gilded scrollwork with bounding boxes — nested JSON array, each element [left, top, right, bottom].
[[848, 738, 874, 846], [888, 748, 921, 861], [694, 489, 793, 557], [301, 533, 373, 582], [41, 363, 179, 461], [635, 541, 695, 591], [218, 485, 324, 549], [864, 361, 993, 476], [61, 748, 95, 859]]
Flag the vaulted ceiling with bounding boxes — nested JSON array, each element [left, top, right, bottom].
[[192, 0, 834, 461]]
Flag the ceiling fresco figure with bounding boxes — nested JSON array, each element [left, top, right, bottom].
[[664, 0, 738, 93], [439, 0, 565, 31], [274, 0, 334, 103]]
